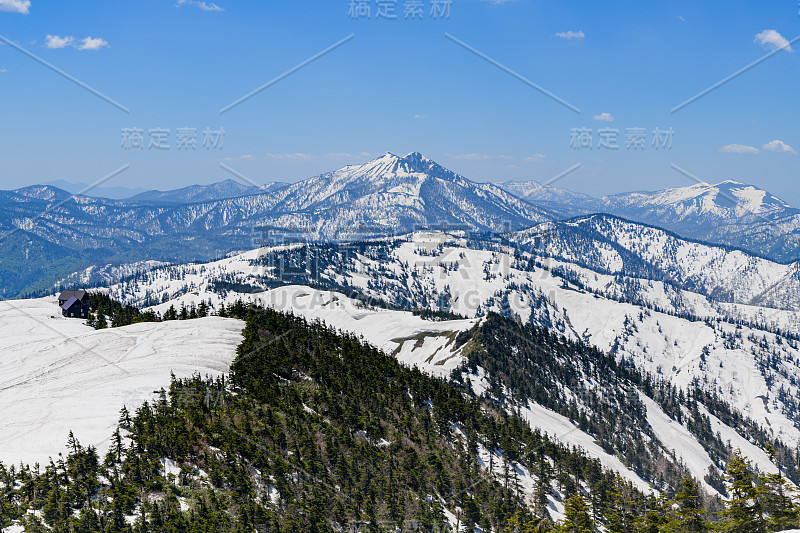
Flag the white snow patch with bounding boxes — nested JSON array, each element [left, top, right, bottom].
[[0, 297, 244, 467], [638, 392, 719, 495]]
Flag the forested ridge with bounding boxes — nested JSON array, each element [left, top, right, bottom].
[[1, 302, 798, 532], [454, 314, 800, 493]]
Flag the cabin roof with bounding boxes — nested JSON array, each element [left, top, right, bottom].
[[58, 289, 87, 302], [60, 296, 79, 311]]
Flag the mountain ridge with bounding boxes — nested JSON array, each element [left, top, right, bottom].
[[0, 152, 552, 296], [502, 178, 800, 262]]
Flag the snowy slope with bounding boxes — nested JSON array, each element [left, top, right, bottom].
[[177, 286, 658, 490], [101, 232, 800, 455], [1, 152, 553, 297], [518, 402, 652, 493], [507, 178, 800, 262], [516, 215, 800, 311], [127, 179, 287, 204], [638, 393, 718, 495], [0, 298, 244, 467]]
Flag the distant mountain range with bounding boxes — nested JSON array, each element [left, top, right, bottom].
[[0, 153, 550, 296], [127, 179, 288, 204], [2, 152, 799, 296], [501, 179, 800, 262], [43, 179, 151, 200], [44, 178, 288, 203]]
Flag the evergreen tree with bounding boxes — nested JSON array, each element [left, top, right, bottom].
[[719, 449, 766, 533], [163, 305, 178, 321], [661, 475, 709, 533], [558, 493, 594, 533], [603, 477, 639, 533], [761, 444, 799, 531]]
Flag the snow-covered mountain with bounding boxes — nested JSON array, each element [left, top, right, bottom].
[[604, 180, 794, 219], [82, 230, 800, 493], [599, 181, 800, 261], [503, 179, 800, 262], [128, 179, 288, 204], [500, 180, 598, 219], [260, 152, 552, 237], [0, 153, 551, 297], [516, 214, 800, 312]]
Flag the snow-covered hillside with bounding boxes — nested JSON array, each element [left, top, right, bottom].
[[1, 288, 661, 494], [505, 178, 800, 262], [0, 298, 244, 467], [101, 232, 800, 453], [89, 231, 800, 495], [517, 214, 800, 312], [152, 285, 658, 491], [0, 152, 552, 297], [0, 286, 480, 466]]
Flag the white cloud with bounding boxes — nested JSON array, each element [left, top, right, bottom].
[[593, 112, 614, 122], [763, 140, 797, 154], [413, 114, 428, 120], [0, 0, 30, 14], [754, 29, 793, 52], [556, 30, 585, 40], [176, 0, 224, 12], [46, 34, 108, 51], [77, 37, 108, 51], [718, 144, 759, 154], [45, 34, 74, 49], [524, 154, 546, 162], [222, 154, 256, 162], [0, 68, 7, 73], [676, 15, 686, 22], [446, 153, 491, 161], [265, 153, 312, 161]]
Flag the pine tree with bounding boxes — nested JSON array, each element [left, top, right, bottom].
[[661, 475, 709, 533], [719, 449, 767, 533], [558, 493, 594, 533], [760, 444, 799, 531], [634, 494, 669, 533], [603, 477, 639, 533], [532, 448, 552, 518], [163, 305, 177, 321]]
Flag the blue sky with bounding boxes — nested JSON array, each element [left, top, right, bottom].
[[0, 0, 798, 202]]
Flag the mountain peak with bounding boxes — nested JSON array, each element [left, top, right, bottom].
[[349, 151, 449, 180], [402, 151, 430, 163], [713, 179, 748, 189], [13, 184, 74, 202]]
